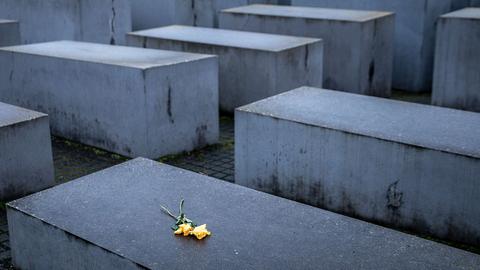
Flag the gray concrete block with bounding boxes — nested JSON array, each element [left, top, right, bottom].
[[128, 25, 323, 112], [0, 41, 219, 158], [235, 86, 480, 246], [130, 0, 279, 30], [0, 0, 132, 45], [291, 0, 473, 92], [432, 8, 480, 112], [0, 20, 20, 47], [219, 5, 394, 97], [7, 158, 480, 269], [0, 102, 54, 201]]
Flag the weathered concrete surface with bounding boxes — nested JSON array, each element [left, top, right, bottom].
[[0, 20, 20, 47], [472, 0, 480, 7], [235, 87, 480, 246], [7, 158, 480, 269], [0, 0, 131, 45], [219, 5, 394, 97], [128, 25, 323, 112], [0, 41, 219, 158], [0, 102, 54, 201], [291, 0, 473, 92], [432, 8, 480, 112], [130, 0, 279, 30]]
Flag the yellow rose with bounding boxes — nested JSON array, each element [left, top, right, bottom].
[[174, 223, 194, 236], [190, 224, 211, 240]]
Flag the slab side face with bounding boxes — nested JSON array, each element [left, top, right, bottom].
[[219, 5, 394, 96], [127, 26, 323, 112], [129, 0, 280, 30], [291, 0, 469, 92], [0, 20, 20, 46], [235, 87, 480, 246], [432, 8, 480, 112], [0, 0, 131, 45], [0, 41, 219, 158], [7, 158, 480, 269], [0, 102, 54, 201]]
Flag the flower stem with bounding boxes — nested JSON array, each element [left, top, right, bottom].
[[160, 205, 177, 220]]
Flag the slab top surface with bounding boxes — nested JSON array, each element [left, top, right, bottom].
[[129, 25, 321, 52], [8, 158, 480, 270], [0, 102, 46, 128], [0, 41, 215, 69], [441, 8, 480, 20], [222, 4, 393, 22], [238, 87, 480, 159]]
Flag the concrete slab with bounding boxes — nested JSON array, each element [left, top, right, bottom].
[[0, 102, 54, 201], [0, 41, 219, 158], [0, 0, 131, 45], [219, 5, 394, 97], [472, 0, 480, 7], [291, 0, 473, 92], [235, 86, 480, 246], [128, 25, 323, 112], [7, 158, 480, 269], [432, 8, 480, 112], [130, 0, 279, 30], [0, 20, 20, 47]]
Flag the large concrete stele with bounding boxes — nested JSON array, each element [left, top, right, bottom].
[[0, 102, 54, 201], [128, 25, 323, 112], [130, 0, 279, 30], [7, 158, 480, 269], [0, 20, 20, 47], [0, 41, 219, 159], [235, 86, 480, 246], [291, 0, 474, 92], [432, 8, 480, 112], [0, 0, 131, 45], [219, 5, 394, 97]]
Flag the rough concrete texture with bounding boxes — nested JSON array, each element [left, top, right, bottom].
[[432, 8, 480, 112], [0, 102, 54, 201], [0, 41, 219, 159], [235, 87, 480, 246], [291, 0, 473, 92], [130, 0, 279, 30], [0, 0, 131, 45], [219, 5, 394, 97], [7, 158, 480, 269], [128, 25, 323, 112], [0, 20, 20, 47]]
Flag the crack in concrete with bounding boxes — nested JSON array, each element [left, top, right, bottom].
[[191, 0, 198, 26], [110, 0, 116, 45]]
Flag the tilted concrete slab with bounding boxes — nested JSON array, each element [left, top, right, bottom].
[[432, 8, 480, 112], [291, 0, 473, 92], [7, 158, 480, 269], [219, 5, 394, 97], [0, 20, 20, 47], [128, 25, 323, 112], [236, 86, 480, 246], [0, 41, 219, 158], [130, 0, 280, 30], [0, 102, 54, 201], [0, 0, 131, 45]]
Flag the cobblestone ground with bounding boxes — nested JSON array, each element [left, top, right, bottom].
[[0, 95, 478, 268]]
